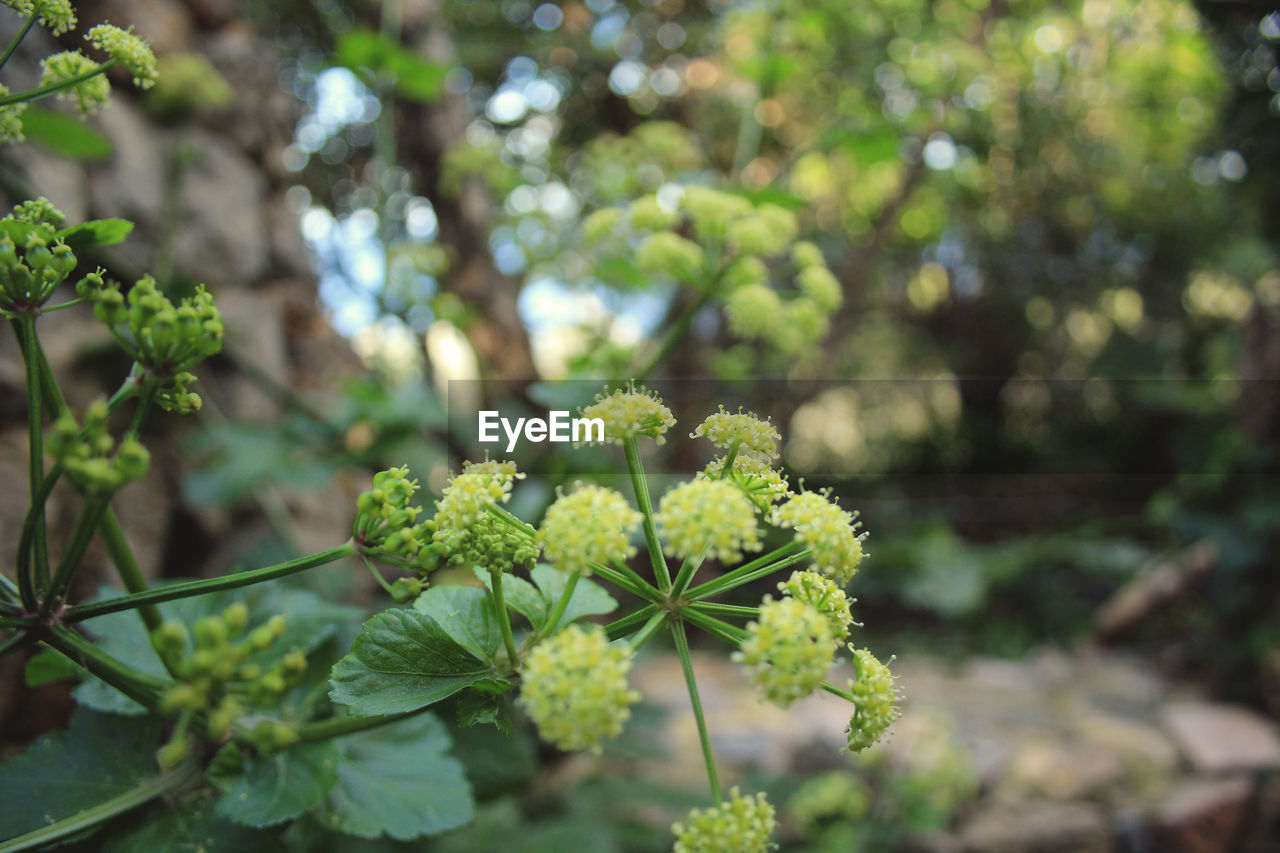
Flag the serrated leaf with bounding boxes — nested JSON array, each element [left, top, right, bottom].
[[213, 741, 340, 828], [0, 708, 160, 841], [413, 584, 501, 661], [315, 714, 473, 840], [103, 795, 275, 852], [473, 568, 545, 628], [455, 688, 514, 734], [20, 107, 113, 161], [75, 581, 361, 715], [530, 564, 618, 626], [55, 218, 134, 249], [329, 609, 492, 716]]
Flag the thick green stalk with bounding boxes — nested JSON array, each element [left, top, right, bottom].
[[67, 542, 357, 621], [0, 615, 32, 630], [0, 762, 198, 853], [294, 706, 429, 743], [361, 554, 397, 596], [97, 509, 162, 631], [15, 316, 47, 607], [125, 381, 158, 438], [624, 436, 671, 590], [588, 561, 662, 603], [685, 542, 810, 601], [0, 10, 37, 71], [821, 681, 857, 703], [42, 626, 166, 712], [488, 568, 520, 666], [627, 610, 668, 650], [605, 603, 659, 641], [0, 59, 118, 107], [669, 552, 706, 600], [683, 608, 748, 645], [670, 621, 721, 802], [689, 602, 759, 619], [40, 498, 109, 617], [540, 570, 579, 637]]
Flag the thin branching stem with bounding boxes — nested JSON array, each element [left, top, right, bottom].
[[624, 436, 671, 590], [670, 620, 721, 802], [0, 58, 118, 108]]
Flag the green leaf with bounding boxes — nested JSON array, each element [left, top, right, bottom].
[[103, 795, 275, 852], [55, 218, 134, 249], [455, 687, 514, 734], [213, 741, 340, 828], [413, 583, 501, 661], [333, 29, 447, 103], [530, 564, 618, 626], [314, 714, 473, 840], [328, 609, 493, 716], [20, 107, 113, 161], [75, 582, 362, 715], [473, 567, 545, 627], [0, 708, 160, 841], [24, 647, 83, 687]]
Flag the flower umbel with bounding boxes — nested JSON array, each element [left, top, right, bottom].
[[672, 787, 777, 853], [703, 453, 790, 511], [772, 489, 866, 585], [40, 51, 111, 114], [691, 406, 781, 458], [579, 385, 676, 445], [86, 24, 158, 89], [432, 459, 522, 532], [2, 0, 77, 35], [47, 398, 150, 493], [538, 483, 641, 575], [779, 570, 854, 641], [519, 623, 640, 753], [845, 647, 900, 752], [655, 478, 761, 563], [735, 596, 836, 706]]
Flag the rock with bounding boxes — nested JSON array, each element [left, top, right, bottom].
[[102, 0, 195, 55], [87, 98, 168, 233], [996, 738, 1124, 802], [1162, 701, 1280, 774], [1152, 776, 1252, 853], [267, 192, 313, 278], [216, 288, 289, 420], [958, 800, 1111, 853], [1067, 706, 1179, 804]]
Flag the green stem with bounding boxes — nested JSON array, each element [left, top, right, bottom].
[[294, 705, 430, 743], [624, 436, 670, 590], [38, 297, 87, 313], [627, 610, 668, 650], [361, 554, 397, 596], [633, 290, 714, 381], [821, 680, 856, 703], [685, 542, 811, 601], [486, 503, 537, 537], [0, 615, 32, 630], [40, 497, 109, 617], [670, 621, 721, 802], [689, 602, 759, 619], [0, 59, 118, 108], [15, 316, 47, 607], [98, 509, 162, 632], [66, 542, 357, 621], [683, 608, 748, 645], [540, 571, 579, 637], [488, 568, 520, 666], [42, 626, 166, 712], [0, 762, 198, 853], [605, 603, 659, 641], [669, 552, 706, 600], [587, 561, 662, 603], [126, 381, 158, 438], [0, 10, 37, 71]]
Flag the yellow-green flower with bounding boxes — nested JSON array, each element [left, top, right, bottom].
[[655, 478, 761, 563], [797, 265, 843, 312], [580, 385, 676, 445], [724, 283, 782, 339], [519, 624, 639, 753], [703, 453, 790, 509], [772, 490, 865, 585], [3, 0, 76, 35], [681, 186, 752, 241], [636, 231, 705, 284], [86, 24, 158, 89], [538, 483, 641, 575], [846, 647, 899, 752], [628, 194, 679, 231], [779, 570, 854, 641], [672, 787, 777, 853], [40, 51, 111, 115], [726, 204, 797, 257], [691, 405, 781, 458], [433, 459, 522, 532], [735, 596, 836, 706]]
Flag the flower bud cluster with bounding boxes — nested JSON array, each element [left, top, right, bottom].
[[579, 384, 676, 445], [93, 276, 223, 374], [735, 596, 837, 706], [655, 478, 762, 563], [671, 787, 777, 853], [845, 647, 900, 752], [0, 200, 94, 311], [702, 453, 790, 511], [580, 120, 701, 203], [40, 50, 111, 114], [691, 406, 780, 458], [2, 0, 76, 35], [518, 623, 640, 753], [86, 24, 157, 90], [428, 459, 539, 574], [47, 398, 150, 492], [537, 483, 641, 576], [353, 465, 436, 572], [0, 84, 24, 143], [771, 489, 866, 585], [152, 606, 305, 755], [779, 570, 854, 641]]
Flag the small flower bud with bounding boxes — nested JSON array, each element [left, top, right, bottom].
[[672, 787, 777, 853], [86, 24, 158, 89], [156, 738, 190, 771], [221, 602, 249, 636], [151, 621, 189, 659], [791, 241, 825, 269], [779, 570, 854, 641], [579, 385, 676, 445], [519, 624, 640, 753], [771, 490, 865, 585], [390, 576, 425, 603], [193, 615, 228, 650], [845, 647, 899, 752], [690, 406, 781, 458], [112, 436, 150, 482]]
